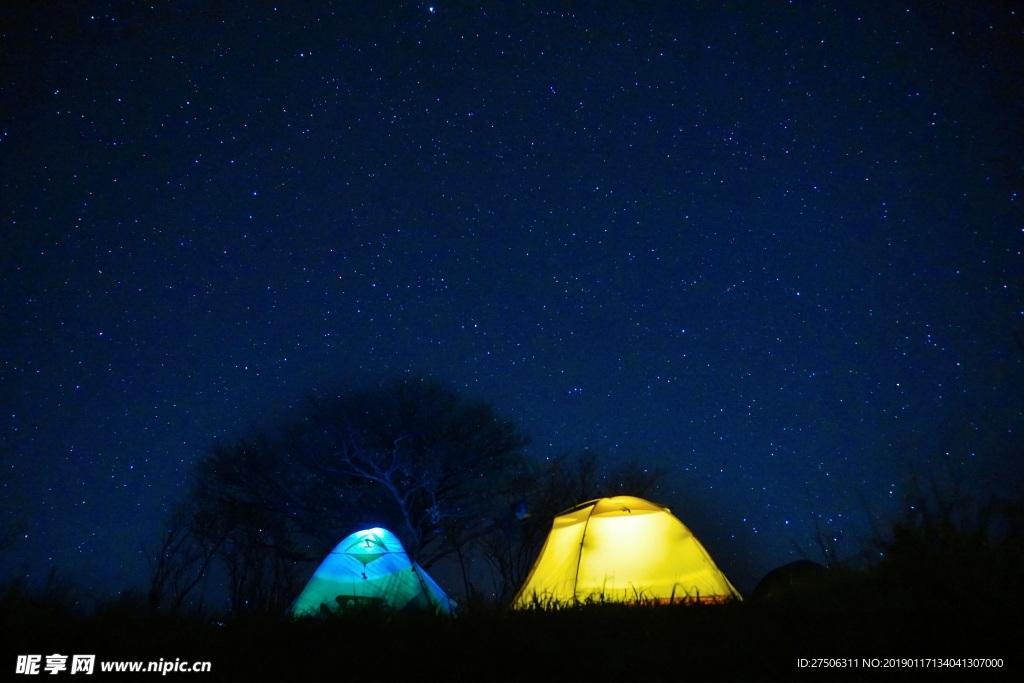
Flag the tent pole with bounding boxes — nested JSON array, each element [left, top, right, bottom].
[[571, 504, 596, 606]]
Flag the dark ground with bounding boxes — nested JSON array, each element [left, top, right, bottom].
[[4, 565, 1020, 681]]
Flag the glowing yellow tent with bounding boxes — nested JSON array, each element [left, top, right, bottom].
[[513, 496, 741, 607]]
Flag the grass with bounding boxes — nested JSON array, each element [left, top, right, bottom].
[[3, 569, 1020, 681], [5, 489, 1022, 679]]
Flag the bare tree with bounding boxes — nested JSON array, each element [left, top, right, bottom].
[[297, 376, 530, 567], [188, 436, 323, 613], [143, 495, 222, 614], [166, 375, 529, 611]]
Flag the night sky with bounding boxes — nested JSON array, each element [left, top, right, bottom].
[[2, 2, 1022, 601]]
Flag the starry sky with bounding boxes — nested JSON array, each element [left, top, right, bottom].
[[2, 1, 1022, 600]]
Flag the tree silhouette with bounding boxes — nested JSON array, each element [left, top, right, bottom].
[[187, 436, 316, 613], [142, 494, 222, 614], [169, 376, 530, 610], [294, 375, 530, 567]]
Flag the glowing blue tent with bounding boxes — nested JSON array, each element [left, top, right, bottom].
[[289, 527, 456, 616]]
